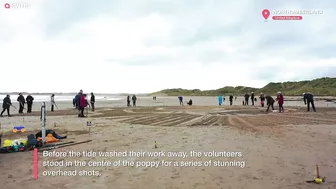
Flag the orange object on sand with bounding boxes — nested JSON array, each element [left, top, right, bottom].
[[45, 134, 59, 143]]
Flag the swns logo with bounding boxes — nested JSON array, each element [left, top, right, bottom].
[[4, 2, 30, 9]]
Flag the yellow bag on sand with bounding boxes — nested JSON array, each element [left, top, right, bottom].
[[4, 140, 12, 147], [3, 138, 28, 147]]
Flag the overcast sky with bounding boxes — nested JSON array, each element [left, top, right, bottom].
[[0, 0, 335, 93]]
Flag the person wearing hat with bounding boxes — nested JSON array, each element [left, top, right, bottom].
[[302, 92, 316, 112], [276, 92, 284, 113], [17, 93, 25, 113]]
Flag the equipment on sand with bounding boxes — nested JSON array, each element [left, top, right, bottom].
[[10, 104, 17, 110], [87, 121, 92, 135], [40, 102, 47, 145], [38, 140, 92, 151], [306, 165, 326, 184], [13, 126, 25, 133]]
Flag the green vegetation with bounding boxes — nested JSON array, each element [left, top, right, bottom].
[[150, 77, 336, 96]]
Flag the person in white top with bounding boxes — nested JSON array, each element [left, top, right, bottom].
[[51, 94, 56, 112]]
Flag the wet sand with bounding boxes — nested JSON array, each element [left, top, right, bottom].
[[0, 97, 336, 189]]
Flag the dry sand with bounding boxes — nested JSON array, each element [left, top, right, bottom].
[[1, 97, 336, 189]]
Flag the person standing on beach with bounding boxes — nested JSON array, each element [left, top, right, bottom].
[[17, 93, 25, 113], [244, 93, 249, 106], [75, 90, 83, 115], [0, 95, 12, 117], [303, 92, 316, 112], [178, 96, 183, 105], [218, 95, 223, 106], [26, 94, 34, 113], [50, 94, 56, 112], [127, 95, 131, 107], [265, 95, 275, 112], [90, 92, 95, 111], [235, 96, 237, 101], [229, 95, 233, 105], [75, 90, 83, 109], [79, 94, 89, 117], [259, 93, 265, 107], [72, 98, 76, 107], [251, 92, 255, 106], [276, 92, 284, 113], [132, 95, 137, 107]]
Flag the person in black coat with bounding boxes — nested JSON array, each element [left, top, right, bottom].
[[244, 93, 250, 106], [251, 92, 255, 106], [26, 94, 34, 113], [229, 95, 233, 105], [265, 95, 275, 112], [303, 92, 316, 112], [1, 95, 12, 117], [17, 93, 25, 113], [90, 92, 95, 111]]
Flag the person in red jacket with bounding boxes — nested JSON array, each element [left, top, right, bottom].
[[276, 92, 284, 113], [79, 94, 89, 117]]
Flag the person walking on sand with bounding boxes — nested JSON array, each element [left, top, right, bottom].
[[26, 94, 34, 113], [50, 94, 56, 112], [178, 96, 183, 105], [127, 95, 131, 107], [244, 93, 249, 106], [17, 93, 25, 113], [218, 95, 223, 106], [265, 95, 275, 112], [229, 95, 233, 105], [1, 95, 12, 117], [235, 96, 237, 101], [132, 94, 137, 107], [259, 93, 265, 107], [90, 92, 95, 111], [251, 92, 255, 106], [303, 92, 316, 112], [276, 92, 284, 113]]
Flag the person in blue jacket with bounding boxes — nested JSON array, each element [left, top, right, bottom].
[[218, 95, 223, 106], [178, 96, 183, 105]]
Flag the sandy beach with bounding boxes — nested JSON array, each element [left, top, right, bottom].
[[1, 96, 336, 189]]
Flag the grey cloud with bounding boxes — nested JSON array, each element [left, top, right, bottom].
[[305, 45, 336, 59], [106, 55, 174, 66]]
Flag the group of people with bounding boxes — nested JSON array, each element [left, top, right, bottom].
[[258, 92, 316, 113], [73, 90, 95, 117], [218, 95, 237, 106], [127, 95, 137, 107], [0, 91, 318, 117], [177, 96, 193, 106], [0, 93, 57, 117]]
